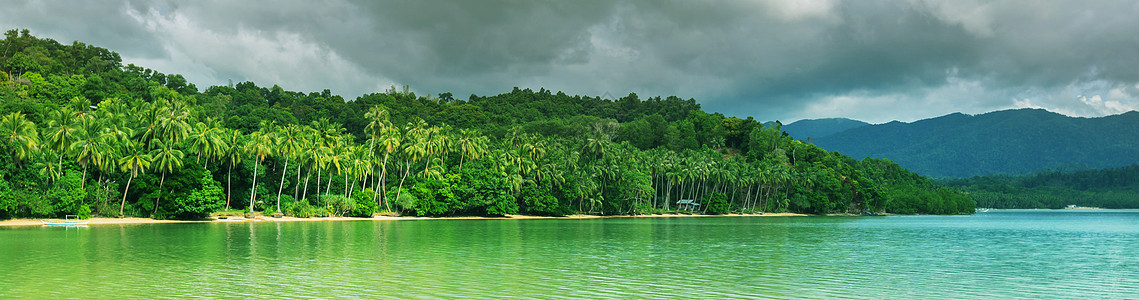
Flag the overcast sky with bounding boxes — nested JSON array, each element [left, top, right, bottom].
[[4, 0, 1139, 123]]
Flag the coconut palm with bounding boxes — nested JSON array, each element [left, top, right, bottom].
[[273, 124, 303, 213], [187, 120, 225, 167], [42, 106, 79, 177], [157, 99, 191, 145], [0, 112, 40, 165], [219, 129, 245, 210], [118, 139, 152, 216], [150, 139, 184, 215], [376, 125, 401, 211], [70, 118, 110, 189], [456, 129, 486, 171], [246, 129, 275, 211]]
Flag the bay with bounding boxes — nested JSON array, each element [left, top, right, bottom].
[[3, 210, 1139, 299]]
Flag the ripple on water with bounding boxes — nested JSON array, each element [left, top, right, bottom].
[[4, 212, 1139, 298]]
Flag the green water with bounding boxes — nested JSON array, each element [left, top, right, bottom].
[[3, 210, 1139, 299]]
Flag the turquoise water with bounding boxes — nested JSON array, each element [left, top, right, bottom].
[[3, 210, 1138, 299]]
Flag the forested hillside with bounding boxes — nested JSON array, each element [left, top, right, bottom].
[[942, 165, 1139, 209], [812, 109, 1139, 178], [780, 118, 869, 141], [0, 29, 973, 219]]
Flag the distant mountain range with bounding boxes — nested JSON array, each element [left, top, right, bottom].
[[784, 109, 1139, 178], [780, 118, 870, 141]]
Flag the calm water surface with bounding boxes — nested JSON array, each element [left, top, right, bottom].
[[3, 210, 1139, 299]]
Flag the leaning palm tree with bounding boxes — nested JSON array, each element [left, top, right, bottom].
[[376, 125, 401, 211], [273, 124, 303, 213], [150, 139, 184, 215], [0, 112, 41, 166], [118, 139, 152, 217], [246, 129, 275, 211]]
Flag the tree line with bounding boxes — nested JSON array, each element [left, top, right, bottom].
[[0, 29, 974, 219], [942, 165, 1139, 209]]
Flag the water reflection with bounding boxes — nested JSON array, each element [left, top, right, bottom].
[[3, 213, 1139, 298]]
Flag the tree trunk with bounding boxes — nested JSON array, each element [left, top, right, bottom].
[[154, 172, 166, 216], [119, 175, 134, 217], [275, 157, 290, 213], [394, 160, 410, 211], [226, 164, 233, 211], [294, 162, 303, 203], [249, 160, 260, 211], [379, 152, 390, 212], [80, 163, 88, 189], [458, 151, 466, 172], [302, 168, 312, 201]]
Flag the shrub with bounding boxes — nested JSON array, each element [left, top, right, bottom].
[[287, 198, 315, 218], [318, 194, 355, 217], [162, 173, 225, 219], [393, 189, 417, 215], [705, 193, 730, 215], [351, 188, 376, 217], [520, 184, 565, 216]]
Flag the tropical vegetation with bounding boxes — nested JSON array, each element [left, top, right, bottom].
[[942, 165, 1139, 209], [0, 29, 973, 219]]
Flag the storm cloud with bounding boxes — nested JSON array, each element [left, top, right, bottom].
[[3, 0, 1138, 123]]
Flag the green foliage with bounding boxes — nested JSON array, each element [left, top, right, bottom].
[[287, 198, 315, 218], [392, 189, 418, 214], [0, 179, 15, 219], [162, 171, 225, 219], [705, 193, 730, 215], [318, 194, 355, 217], [45, 172, 87, 217], [352, 188, 376, 217], [520, 184, 566, 216], [454, 159, 516, 216], [943, 164, 1139, 209], [0, 29, 974, 220]]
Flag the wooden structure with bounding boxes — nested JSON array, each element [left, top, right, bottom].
[[676, 199, 700, 211]]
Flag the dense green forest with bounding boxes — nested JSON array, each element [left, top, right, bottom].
[[942, 165, 1139, 209], [0, 29, 973, 219], [812, 109, 1139, 178]]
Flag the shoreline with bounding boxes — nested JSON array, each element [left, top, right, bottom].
[[0, 212, 808, 227]]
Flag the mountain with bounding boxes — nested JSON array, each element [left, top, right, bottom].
[[781, 118, 870, 140], [812, 109, 1139, 178]]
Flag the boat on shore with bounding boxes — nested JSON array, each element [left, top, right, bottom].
[[41, 215, 88, 227]]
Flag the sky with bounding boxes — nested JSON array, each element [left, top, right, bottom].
[[4, 0, 1139, 123]]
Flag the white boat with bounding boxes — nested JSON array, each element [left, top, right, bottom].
[[41, 215, 89, 227]]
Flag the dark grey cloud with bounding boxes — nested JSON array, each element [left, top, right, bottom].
[[4, 0, 1139, 123]]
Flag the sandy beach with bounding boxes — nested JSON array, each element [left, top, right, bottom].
[[0, 212, 806, 227]]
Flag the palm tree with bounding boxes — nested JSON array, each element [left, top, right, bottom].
[[220, 129, 245, 211], [325, 140, 347, 195], [273, 124, 302, 213], [246, 129, 275, 211], [69, 118, 109, 189], [456, 129, 486, 171], [394, 121, 425, 205], [157, 99, 191, 145], [118, 139, 152, 217], [43, 106, 79, 178], [150, 139, 184, 215], [376, 125, 401, 211], [0, 112, 41, 166], [187, 120, 225, 167]]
